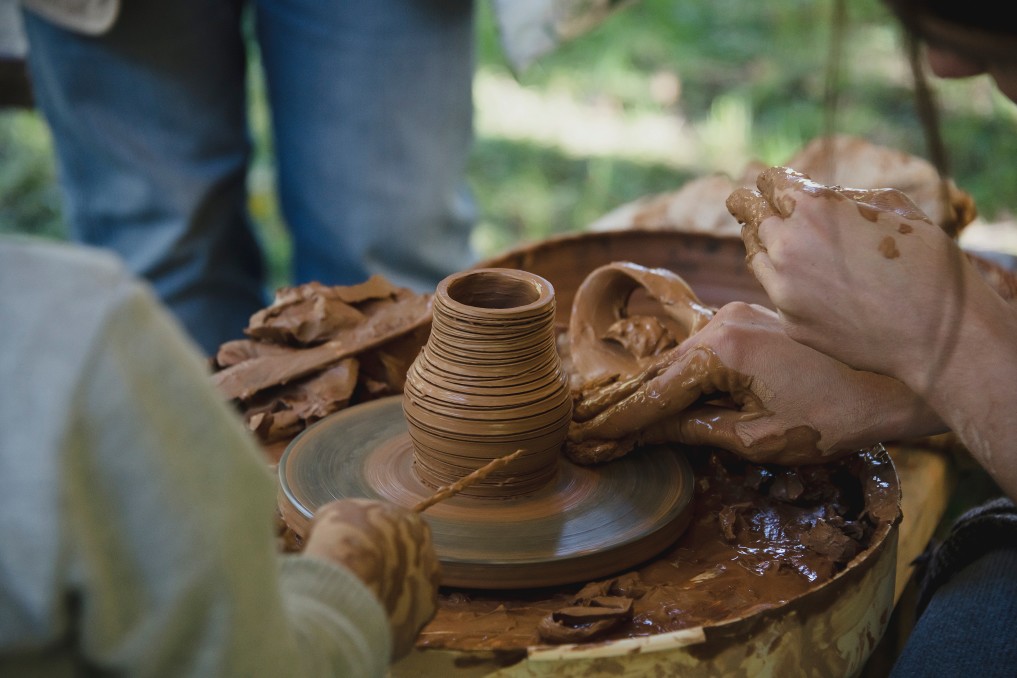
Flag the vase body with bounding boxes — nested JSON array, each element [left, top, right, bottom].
[[403, 268, 572, 497]]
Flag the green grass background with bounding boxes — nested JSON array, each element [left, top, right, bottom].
[[3, 0, 1017, 291]]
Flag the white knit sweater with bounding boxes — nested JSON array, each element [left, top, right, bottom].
[[0, 237, 391, 677]]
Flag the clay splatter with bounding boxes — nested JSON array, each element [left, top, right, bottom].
[[878, 236, 900, 259]]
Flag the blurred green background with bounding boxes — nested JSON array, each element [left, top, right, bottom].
[[3, 0, 1017, 291]]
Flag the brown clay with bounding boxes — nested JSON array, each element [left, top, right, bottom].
[[562, 263, 718, 464], [402, 268, 572, 497], [279, 266, 696, 590], [728, 166, 937, 262], [270, 230, 908, 672], [280, 394, 696, 589], [210, 277, 432, 454], [567, 261, 714, 387], [418, 446, 898, 652]]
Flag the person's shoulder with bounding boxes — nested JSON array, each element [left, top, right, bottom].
[[1, 235, 133, 288], [1, 234, 122, 265], [0, 236, 154, 338], [0, 237, 156, 431]]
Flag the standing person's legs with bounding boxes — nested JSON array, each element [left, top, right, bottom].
[[255, 0, 476, 292], [22, 0, 265, 355]]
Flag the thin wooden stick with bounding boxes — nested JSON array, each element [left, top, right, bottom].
[[413, 448, 527, 513]]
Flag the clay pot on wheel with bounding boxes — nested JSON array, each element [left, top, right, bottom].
[[280, 265, 694, 591], [402, 268, 572, 498]]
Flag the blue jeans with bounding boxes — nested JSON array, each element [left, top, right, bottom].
[[891, 547, 1017, 676], [23, 0, 476, 355]]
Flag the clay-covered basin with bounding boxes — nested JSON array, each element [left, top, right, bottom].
[[391, 229, 903, 677]]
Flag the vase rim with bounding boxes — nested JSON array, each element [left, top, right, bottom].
[[436, 268, 556, 317]]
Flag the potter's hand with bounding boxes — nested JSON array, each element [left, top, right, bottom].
[[567, 302, 944, 465], [303, 498, 440, 659], [728, 166, 1001, 391]]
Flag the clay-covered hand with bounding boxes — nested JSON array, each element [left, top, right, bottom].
[[567, 302, 944, 465], [303, 498, 441, 659], [727, 166, 1003, 390]]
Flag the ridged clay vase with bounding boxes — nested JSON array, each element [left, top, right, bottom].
[[402, 268, 572, 498]]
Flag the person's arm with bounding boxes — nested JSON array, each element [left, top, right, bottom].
[[731, 166, 1017, 499], [69, 280, 396, 676], [302, 498, 440, 659], [567, 302, 945, 465]]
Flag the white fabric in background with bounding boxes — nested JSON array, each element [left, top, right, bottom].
[[0, 0, 27, 56], [492, 0, 639, 74], [20, 0, 118, 35]]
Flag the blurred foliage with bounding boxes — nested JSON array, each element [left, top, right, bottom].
[[2, 0, 1017, 288], [469, 0, 1017, 241], [467, 137, 695, 256], [0, 110, 63, 239]]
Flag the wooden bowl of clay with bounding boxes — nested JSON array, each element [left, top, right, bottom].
[[387, 229, 903, 678], [479, 229, 773, 322]]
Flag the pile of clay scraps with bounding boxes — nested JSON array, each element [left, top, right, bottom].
[[209, 276, 432, 446]]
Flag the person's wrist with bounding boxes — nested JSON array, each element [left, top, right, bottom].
[[906, 285, 1017, 410], [874, 383, 947, 443]]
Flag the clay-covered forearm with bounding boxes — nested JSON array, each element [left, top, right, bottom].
[[647, 368, 945, 466], [911, 297, 1017, 502], [566, 302, 950, 466], [830, 369, 947, 449]]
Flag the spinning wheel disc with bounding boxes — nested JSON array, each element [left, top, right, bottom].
[[278, 396, 694, 589]]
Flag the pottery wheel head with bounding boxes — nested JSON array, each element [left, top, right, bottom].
[[568, 262, 715, 385], [278, 396, 695, 589]]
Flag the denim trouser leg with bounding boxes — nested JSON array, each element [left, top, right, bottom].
[[255, 0, 477, 292], [22, 1, 266, 356], [890, 547, 1017, 677]]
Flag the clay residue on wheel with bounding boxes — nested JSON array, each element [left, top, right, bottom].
[[417, 447, 897, 651]]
